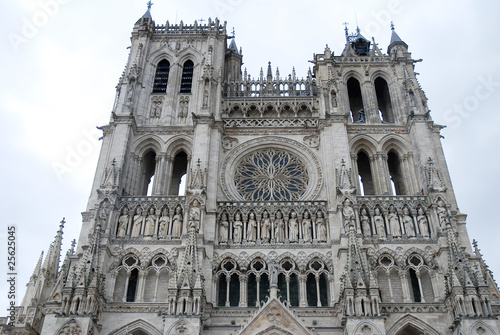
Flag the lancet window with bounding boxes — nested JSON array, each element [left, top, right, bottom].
[[180, 60, 194, 93], [169, 151, 188, 195], [356, 151, 374, 195], [137, 150, 156, 196], [216, 259, 240, 307], [305, 259, 329, 307], [387, 151, 405, 195], [112, 254, 142, 303], [152, 59, 170, 93], [347, 77, 365, 122], [277, 259, 300, 306], [374, 77, 394, 122], [247, 259, 270, 307], [375, 253, 435, 303]]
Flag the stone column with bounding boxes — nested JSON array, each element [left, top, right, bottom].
[[299, 274, 308, 307]]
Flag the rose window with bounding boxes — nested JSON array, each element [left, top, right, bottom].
[[234, 149, 309, 201]]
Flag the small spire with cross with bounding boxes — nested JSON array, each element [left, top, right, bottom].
[[146, 0, 153, 10], [198, 18, 205, 24], [391, 21, 395, 31]]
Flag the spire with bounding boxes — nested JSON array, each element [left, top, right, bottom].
[[142, 0, 153, 19], [267, 62, 272, 80], [387, 22, 408, 54], [227, 27, 240, 55], [42, 218, 65, 278]]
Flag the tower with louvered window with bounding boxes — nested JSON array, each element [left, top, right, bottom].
[[6, 5, 500, 335]]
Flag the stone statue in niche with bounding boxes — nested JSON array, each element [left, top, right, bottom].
[[189, 199, 201, 231], [158, 208, 169, 239], [302, 211, 312, 242], [360, 208, 371, 236], [436, 200, 449, 228], [131, 208, 143, 238], [171, 206, 183, 238], [355, 109, 366, 123], [316, 211, 327, 242], [373, 207, 386, 239], [150, 97, 163, 118], [275, 210, 285, 243], [233, 213, 243, 244], [288, 211, 299, 242], [269, 262, 278, 287], [98, 201, 111, 228], [417, 208, 430, 238], [246, 212, 257, 242], [116, 207, 129, 238], [402, 207, 415, 237], [144, 208, 157, 237], [388, 205, 401, 238], [331, 90, 337, 107], [219, 213, 229, 243], [260, 211, 271, 242], [342, 199, 356, 229], [202, 90, 209, 107]]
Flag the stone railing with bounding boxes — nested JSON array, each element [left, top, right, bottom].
[[154, 19, 225, 34], [222, 118, 318, 129], [216, 201, 329, 246]]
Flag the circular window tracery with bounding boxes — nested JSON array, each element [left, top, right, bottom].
[[234, 148, 309, 201]]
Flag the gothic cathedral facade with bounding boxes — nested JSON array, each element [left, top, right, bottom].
[[5, 6, 500, 335]]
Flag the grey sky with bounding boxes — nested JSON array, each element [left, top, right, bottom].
[[1, 0, 499, 313]]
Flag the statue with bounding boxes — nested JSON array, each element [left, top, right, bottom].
[[316, 211, 327, 242], [417, 208, 430, 238], [158, 208, 169, 239], [436, 200, 449, 228], [260, 211, 271, 242], [388, 205, 401, 238], [356, 108, 366, 123], [116, 207, 129, 238], [269, 262, 278, 287], [289, 211, 299, 242], [219, 213, 229, 243], [302, 211, 312, 242], [131, 208, 143, 238], [373, 207, 386, 239], [360, 208, 371, 236], [275, 211, 285, 243], [402, 207, 415, 237], [98, 201, 111, 227], [144, 207, 156, 236], [246, 212, 257, 242], [189, 199, 201, 231], [342, 199, 356, 229], [171, 206, 183, 238], [233, 213, 243, 244]]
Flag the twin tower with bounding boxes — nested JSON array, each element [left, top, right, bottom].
[[5, 5, 500, 335]]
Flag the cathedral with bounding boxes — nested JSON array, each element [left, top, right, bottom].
[[3, 4, 500, 335]]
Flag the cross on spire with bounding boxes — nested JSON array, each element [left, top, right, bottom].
[[391, 21, 395, 31], [232, 27, 236, 37], [198, 18, 205, 24], [146, 1, 153, 10]]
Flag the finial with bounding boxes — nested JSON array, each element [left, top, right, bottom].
[[146, 0, 153, 10], [391, 21, 395, 31], [343, 22, 349, 38], [198, 18, 205, 24], [231, 27, 236, 37]]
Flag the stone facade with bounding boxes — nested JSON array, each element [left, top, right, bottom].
[[3, 6, 500, 335]]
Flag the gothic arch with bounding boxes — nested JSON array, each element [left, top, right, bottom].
[[304, 252, 331, 272], [350, 135, 378, 156], [369, 69, 394, 85], [176, 48, 203, 67], [213, 252, 239, 270], [277, 252, 301, 267], [165, 135, 193, 157], [380, 134, 411, 154], [56, 319, 83, 335], [109, 247, 144, 270], [109, 319, 163, 335], [244, 252, 270, 268], [148, 49, 175, 67], [386, 314, 441, 335], [143, 248, 172, 267], [371, 247, 403, 267], [402, 247, 437, 269], [131, 136, 163, 156], [342, 70, 365, 84], [468, 321, 497, 335], [353, 321, 383, 335], [165, 319, 196, 335]]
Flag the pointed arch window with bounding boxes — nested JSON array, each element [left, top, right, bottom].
[[347, 78, 365, 122], [180, 60, 194, 93], [375, 77, 394, 122], [140, 151, 156, 196], [152, 59, 170, 93], [169, 151, 188, 195], [387, 151, 405, 195], [126, 268, 139, 302], [357, 151, 374, 195]]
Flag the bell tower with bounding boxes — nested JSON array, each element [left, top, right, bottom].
[[5, 5, 500, 335]]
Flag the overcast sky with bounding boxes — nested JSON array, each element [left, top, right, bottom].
[[1, 0, 499, 314]]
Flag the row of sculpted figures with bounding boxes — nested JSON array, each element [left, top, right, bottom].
[[114, 204, 184, 239], [342, 197, 452, 239], [217, 206, 329, 245]]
